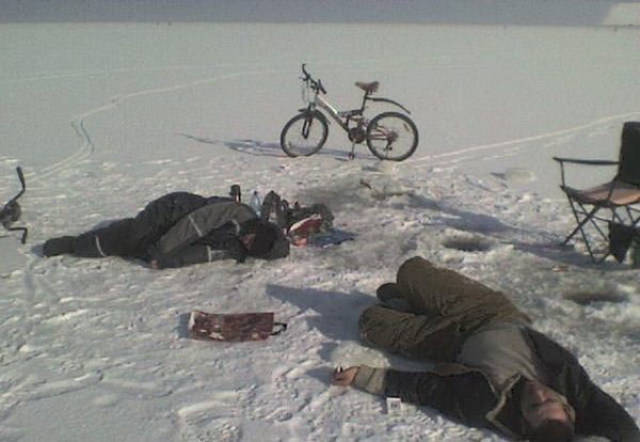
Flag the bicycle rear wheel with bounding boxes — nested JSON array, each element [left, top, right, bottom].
[[366, 112, 418, 161], [280, 111, 329, 157]]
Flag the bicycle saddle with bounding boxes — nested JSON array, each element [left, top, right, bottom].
[[355, 81, 379, 94]]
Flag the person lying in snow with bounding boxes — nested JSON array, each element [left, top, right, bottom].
[[332, 256, 640, 442], [42, 191, 289, 268]]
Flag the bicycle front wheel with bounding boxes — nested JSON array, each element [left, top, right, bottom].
[[280, 111, 329, 157], [366, 112, 419, 161]]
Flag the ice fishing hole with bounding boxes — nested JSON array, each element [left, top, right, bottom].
[[564, 291, 628, 305], [442, 237, 492, 253]]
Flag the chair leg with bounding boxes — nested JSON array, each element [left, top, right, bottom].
[[563, 199, 612, 263], [624, 206, 640, 227], [562, 194, 640, 263], [585, 210, 609, 241], [563, 202, 599, 245], [579, 225, 598, 262]]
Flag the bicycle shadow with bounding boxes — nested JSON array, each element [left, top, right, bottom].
[[180, 132, 371, 161], [228, 138, 358, 160], [179, 133, 284, 157]]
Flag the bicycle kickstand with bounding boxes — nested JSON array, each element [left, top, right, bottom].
[[348, 143, 356, 160]]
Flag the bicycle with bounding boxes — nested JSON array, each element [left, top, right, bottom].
[[280, 64, 419, 161]]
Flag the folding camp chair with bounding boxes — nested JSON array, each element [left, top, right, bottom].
[[553, 121, 640, 263]]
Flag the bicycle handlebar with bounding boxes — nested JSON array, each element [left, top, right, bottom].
[[301, 63, 310, 79], [300, 63, 326, 94]]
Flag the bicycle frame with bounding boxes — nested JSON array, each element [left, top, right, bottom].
[[314, 94, 352, 132], [299, 68, 412, 134]]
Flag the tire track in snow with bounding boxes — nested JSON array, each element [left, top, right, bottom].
[[24, 67, 286, 186], [26, 117, 97, 185], [408, 111, 640, 166], [0, 62, 270, 85]]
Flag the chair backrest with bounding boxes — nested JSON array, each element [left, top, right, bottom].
[[618, 121, 640, 185]]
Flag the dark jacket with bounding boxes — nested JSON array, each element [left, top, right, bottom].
[[146, 198, 257, 268], [355, 327, 640, 441], [73, 192, 288, 268]]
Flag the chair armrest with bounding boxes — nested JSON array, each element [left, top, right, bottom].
[[552, 157, 619, 166], [553, 157, 619, 188]]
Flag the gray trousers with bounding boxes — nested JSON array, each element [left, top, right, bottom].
[[359, 256, 530, 362]]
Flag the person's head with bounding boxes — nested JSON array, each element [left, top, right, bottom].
[[520, 380, 575, 441], [240, 219, 289, 259]]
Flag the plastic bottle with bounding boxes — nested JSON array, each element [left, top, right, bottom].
[[229, 184, 241, 203], [250, 191, 262, 216]]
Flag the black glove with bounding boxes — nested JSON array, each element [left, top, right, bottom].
[[224, 237, 248, 263]]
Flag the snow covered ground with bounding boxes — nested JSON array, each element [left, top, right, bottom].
[[1, 18, 639, 442]]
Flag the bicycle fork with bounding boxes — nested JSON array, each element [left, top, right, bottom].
[[302, 114, 312, 139]]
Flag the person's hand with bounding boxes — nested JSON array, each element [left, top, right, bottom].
[[224, 237, 247, 263], [331, 366, 360, 387]]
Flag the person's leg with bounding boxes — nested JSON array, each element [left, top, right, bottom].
[[43, 218, 137, 258], [376, 283, 411, 312], [76, 192, 209, 259], [358, 304, 466, 362], [44, 193, 208, 260], [42, 235, 76, 256], [395, 256, 530, 328], [360, 257, 530, 362], [72, 218, 138, 257]]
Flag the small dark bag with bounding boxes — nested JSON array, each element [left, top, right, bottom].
[[609, 222, 637, 263]]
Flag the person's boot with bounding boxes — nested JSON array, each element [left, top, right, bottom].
[[43, 236, 76, 257], [376, 282, 411, 312]]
